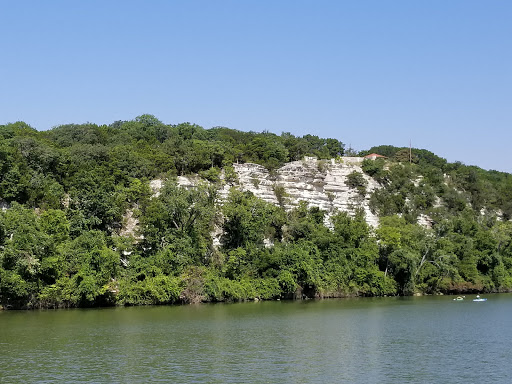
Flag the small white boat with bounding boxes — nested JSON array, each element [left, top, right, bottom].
[[473, 295, 487, 302]]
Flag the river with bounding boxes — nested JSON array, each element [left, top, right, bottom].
[[1, 294, 511, 383]]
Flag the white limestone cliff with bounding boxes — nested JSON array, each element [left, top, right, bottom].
[[177, 156, 382, 227]]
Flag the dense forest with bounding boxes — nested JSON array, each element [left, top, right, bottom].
[[1, 115, 512, 309]]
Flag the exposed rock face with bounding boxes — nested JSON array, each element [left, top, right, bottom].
[[417, 214, 433, 228], [119, 208, 142, 239], [123, 156, 381, 241], [149, 179, 164, 197], [178, 157, 381, 227]]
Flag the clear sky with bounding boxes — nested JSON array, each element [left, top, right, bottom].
[[1, 1, 511, 172]]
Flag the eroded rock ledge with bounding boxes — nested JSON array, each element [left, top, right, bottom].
[[177, 156, 381, 227]]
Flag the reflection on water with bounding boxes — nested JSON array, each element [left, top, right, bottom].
[[1, 295, 512, 383]]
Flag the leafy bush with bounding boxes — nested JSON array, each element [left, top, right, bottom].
[[345, 171, 368, 195]]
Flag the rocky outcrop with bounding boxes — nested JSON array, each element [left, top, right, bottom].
[[178, 156, 382, 227], [119, 208, 142, 239]]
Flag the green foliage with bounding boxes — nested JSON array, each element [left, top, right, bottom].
[[140, 180, 217, 264], [317, 160, 328, 173], [345, 171, 368, 195], [2, 117, 512, 308], [221, 189, 282, 250], [273, 184, 288, 207], [361, 158, 386, 180], [223, 166, 238, 185], [118, 274, 180, 306], [393, 148, 418, 163], [199, 167, 221, 183]]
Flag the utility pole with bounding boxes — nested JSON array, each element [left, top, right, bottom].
[[409, 139, 412, 164]]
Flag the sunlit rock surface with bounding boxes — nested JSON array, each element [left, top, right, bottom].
[[177, 157, 381, 227]]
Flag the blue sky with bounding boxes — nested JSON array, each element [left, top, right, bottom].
[[1, 1, 511, 172]]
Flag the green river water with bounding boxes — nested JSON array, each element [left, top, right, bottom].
[[1, 294, 512, 383]]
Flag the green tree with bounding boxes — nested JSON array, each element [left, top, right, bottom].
[[140, 180, 217, 264], [222, 189, 283, 250]]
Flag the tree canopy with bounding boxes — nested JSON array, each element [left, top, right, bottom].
[[1, 117, 512, 309]]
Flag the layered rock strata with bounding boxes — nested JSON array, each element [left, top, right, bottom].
[[177, 157, 381, 227]]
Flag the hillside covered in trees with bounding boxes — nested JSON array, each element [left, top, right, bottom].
[[1, 115, 512, 309]]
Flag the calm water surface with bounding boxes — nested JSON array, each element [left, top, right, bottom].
[[1, 294, 512, 383]]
